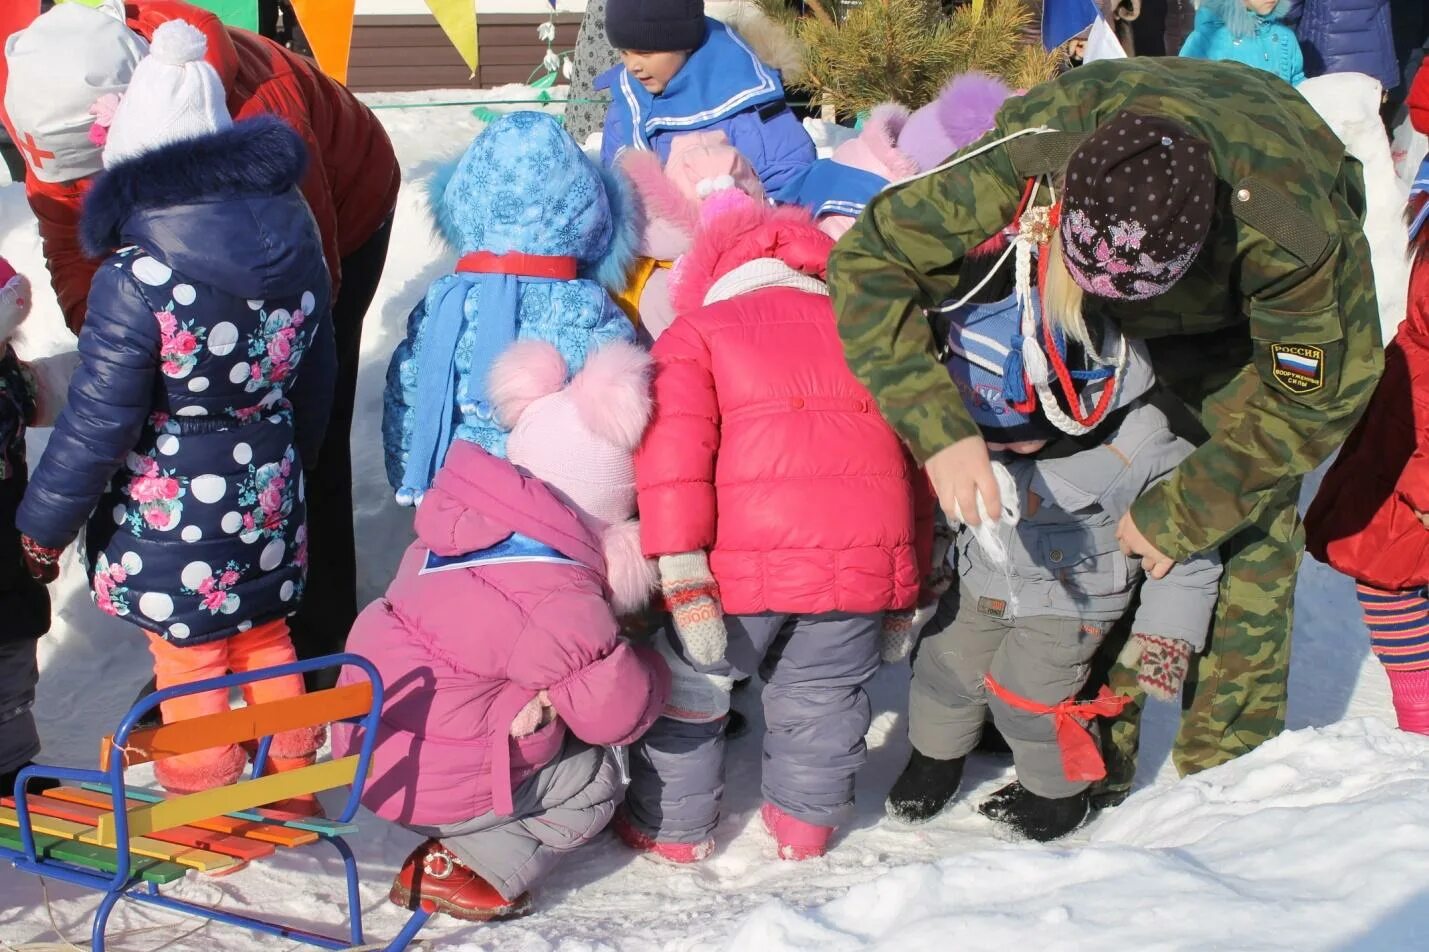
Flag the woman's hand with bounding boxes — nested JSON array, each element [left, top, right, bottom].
[[926, 435, 1002, 527], [1116, 511, 1175, 580], [1416, 509, 1429, 531]]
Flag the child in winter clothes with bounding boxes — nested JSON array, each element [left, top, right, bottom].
[[886, 290, 1222, 842], [16, 21, 335, 803], [597, 0, 815, 203], [383, 112, 637, 506], [338, 341, 670, 922], [1180, 0, 1306, 87], [786, 73, 1015, 241], [615, 130, 766, 341], [0, 259, 55, 798], [1305, 66, 1429, 733], [617, 192, 929, 863]]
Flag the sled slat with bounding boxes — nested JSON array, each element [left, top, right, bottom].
[[99, 682, 372, 770], [6, 793, 273, 862], [44, 786, 314, 847], [0, 823, 187, 884], [0, 806, 236, 872], [92, 757, 359, 845]]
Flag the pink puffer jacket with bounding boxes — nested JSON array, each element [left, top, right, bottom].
[[336, 441, 669, 826], [635, 199, 927, 616]]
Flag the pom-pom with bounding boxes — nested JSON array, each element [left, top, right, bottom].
[[149, 19, 208, 67], [488, 340, 569, 427], [568, 341, 652, 451]]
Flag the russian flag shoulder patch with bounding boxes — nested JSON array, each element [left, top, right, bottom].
[[1269, 343, 1325, 395]]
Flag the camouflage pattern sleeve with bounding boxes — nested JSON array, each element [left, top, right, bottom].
[[1130, 221, 1384, 560], [829, 139, 1025, 463]]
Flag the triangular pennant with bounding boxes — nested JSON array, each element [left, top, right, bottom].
[[425, 0, 478, 77], [290, 0, 355, 84], [185, 0, 258, 32]]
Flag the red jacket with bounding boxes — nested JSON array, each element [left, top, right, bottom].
[[635, 200, 928, 616], [1304, 67, 1429, 589], [0, 1, 400, 334]]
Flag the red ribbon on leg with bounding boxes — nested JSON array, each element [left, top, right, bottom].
[[983, 674, 1131, 783]]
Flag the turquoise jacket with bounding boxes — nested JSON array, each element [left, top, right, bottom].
[[1180, 0, 1306, 86]]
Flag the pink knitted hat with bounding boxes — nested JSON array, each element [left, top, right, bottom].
[[489, 340, 653, 527]]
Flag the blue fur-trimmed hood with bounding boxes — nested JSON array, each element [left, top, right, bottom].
[[80, 116, 326, 301], [426, 112, 641, 294], [1201, 0, 1291, 38]]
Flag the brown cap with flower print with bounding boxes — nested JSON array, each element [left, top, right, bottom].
[[1059, 112, 1215, 301]]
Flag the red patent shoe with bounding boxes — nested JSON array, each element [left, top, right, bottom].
[[390, 839, 532, 922]]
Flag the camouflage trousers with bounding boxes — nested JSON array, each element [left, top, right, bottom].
[[1097, 477, 1303, 793]]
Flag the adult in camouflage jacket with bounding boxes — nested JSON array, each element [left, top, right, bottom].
[[830, 57, 1383, 791]]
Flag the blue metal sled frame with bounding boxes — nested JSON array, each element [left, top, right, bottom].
[[0, 652, 432, 951]]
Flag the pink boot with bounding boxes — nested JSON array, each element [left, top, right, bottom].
[[154, 743, 247, 795], [760, 803, 832, 861], [611, 809, 714, 864], [1386, 668, 1429, 734]]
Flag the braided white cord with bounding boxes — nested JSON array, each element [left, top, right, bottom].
[[1012, 174, 1128, 437]]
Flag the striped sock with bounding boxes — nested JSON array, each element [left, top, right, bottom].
[[1356, 584, 1429, 672]]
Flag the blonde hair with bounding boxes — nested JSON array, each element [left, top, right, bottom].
[[1042, 231, 1091, 348]]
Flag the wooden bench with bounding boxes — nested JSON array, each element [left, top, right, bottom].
[[0, 653, 432, 951]]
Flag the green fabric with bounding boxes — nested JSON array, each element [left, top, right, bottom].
[[185, 0, 257, 32]]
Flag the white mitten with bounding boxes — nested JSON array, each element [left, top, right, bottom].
[[658, 551, 729, 666], [653, 632, 735, 723], [946, 461, 1021, 567]]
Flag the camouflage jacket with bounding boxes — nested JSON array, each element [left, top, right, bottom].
[[830, 57, 1383, 561]]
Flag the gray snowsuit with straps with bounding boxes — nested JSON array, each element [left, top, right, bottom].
[[912, 397, 1223, 799]]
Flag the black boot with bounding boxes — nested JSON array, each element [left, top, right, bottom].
[[0, 762, 60, 798], [975, 716, 1012, 755], [978, 782, 1089, 842], [886, 750, 965, 823], [1089, 786, 1130, 811]]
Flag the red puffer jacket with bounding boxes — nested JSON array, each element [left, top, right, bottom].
[[635, 198, 928, 615], [1305, 67, 1429, 589], [0, 0, 400, 334]]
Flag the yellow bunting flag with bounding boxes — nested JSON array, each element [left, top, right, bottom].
[[425, 0, 478, 77], [290, 0, 356, 84]]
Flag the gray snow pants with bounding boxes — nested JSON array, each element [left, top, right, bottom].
[[625, 612, 882, 843], [408, 738, 623, 900], [564, 0, 617, 147], [0, 638, 40, 776], [910, 591, 1109, 799]]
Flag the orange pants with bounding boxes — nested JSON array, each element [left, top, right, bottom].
[[145, 620, 318, 794]]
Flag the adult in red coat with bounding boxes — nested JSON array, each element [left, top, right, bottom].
[[1305, 64, 1429, 733], [1, 0, 401, 688]]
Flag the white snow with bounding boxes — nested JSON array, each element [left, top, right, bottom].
[[0, 87, 1425, 952]]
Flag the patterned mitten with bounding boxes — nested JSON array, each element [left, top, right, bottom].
[[1126, 634, 1194, 701], [658, 552, 728, 666], [20, 535, 61, 584]]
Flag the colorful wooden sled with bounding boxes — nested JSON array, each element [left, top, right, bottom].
[[0, 653, 432, 951]]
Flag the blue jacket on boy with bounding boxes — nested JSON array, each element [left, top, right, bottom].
[[598, 18, 815, 202]]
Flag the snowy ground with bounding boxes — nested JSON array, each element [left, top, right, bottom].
[[0, 88, 1424, 951]]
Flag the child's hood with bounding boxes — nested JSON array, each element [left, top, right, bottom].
[[670, 195, 833, 315], [1200, 0, 1292, 35], [414, 439, 605, 573], [409, 439, 657, 612], [79, 115, 319, 301], [428, 112, 640, 293]]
